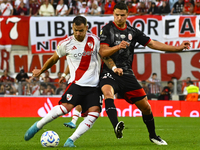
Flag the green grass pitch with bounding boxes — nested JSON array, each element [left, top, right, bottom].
[[0, 117, 200, 150]]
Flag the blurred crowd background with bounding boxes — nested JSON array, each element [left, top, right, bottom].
[[0, 0, 200, 17], [0, 68, 199, 101]]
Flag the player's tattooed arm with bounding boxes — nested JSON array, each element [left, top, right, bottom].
[[100, 55, 123, 76], [102, 56, 116, 70]]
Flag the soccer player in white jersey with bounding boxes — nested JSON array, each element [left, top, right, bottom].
[[24, 16, 103, 147], [0, 0, 13, 16]]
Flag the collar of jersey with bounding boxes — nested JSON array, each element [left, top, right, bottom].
[[112, 21, 127, 31]]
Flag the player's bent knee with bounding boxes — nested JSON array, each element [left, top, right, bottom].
[[101, 85, 114, 98], [61, 103, 74, 112], [88, 106, 100, 113], [137, 97, 152, 115], [141, 105, 151, 114]]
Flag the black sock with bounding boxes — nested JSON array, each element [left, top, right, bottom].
[[142, 113, 156, 138], [105, 98, 118, 128]]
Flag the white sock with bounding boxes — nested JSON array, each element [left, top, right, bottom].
[[71, 110, 81, 125], [69, 112, 99, 142], [37, 105, 68, 129]]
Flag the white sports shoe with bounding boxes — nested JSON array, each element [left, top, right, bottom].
[[150, 136, 168, 145], [114, 121, 125, 139]]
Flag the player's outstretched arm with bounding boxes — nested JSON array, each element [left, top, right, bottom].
[[147, 39, 190, 52], [32, 52, 60, 77], [101, 56, 123, 76]]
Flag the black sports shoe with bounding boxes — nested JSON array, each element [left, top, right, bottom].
[[114, 121, 125, 139], [150, 136, 168, 145]]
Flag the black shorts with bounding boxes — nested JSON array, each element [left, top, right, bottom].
[[59, 83, 102, 114], [99, 70, 146, 104]]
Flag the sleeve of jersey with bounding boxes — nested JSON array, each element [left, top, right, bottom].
[[100, 26, 111, 46], [135, 28, 151, 46], [56, 42, 67, 58]]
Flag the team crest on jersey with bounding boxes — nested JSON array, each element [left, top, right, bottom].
[[66, 94, 73, 101], [128, 34, 132, 40], [57, 45, 59, 50], [87, 42, 94, 49]]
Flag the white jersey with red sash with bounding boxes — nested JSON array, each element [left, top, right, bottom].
[[56, 33, 101, 87], [56, 4, 68, 16], [0, 2, 13, 16], [31, 84, 40, 95]]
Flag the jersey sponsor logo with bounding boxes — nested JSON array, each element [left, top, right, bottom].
[[66, 94, 73, 101], [120, 34, 126, 39], [71, 46, 77, 50], [74, 50, 96, 57]]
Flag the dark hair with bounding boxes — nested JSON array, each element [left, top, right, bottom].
[[187, 80, 193, 84], [141, 80, 146, 84], [152, 73, 157, 76], [114, 2, 128, 12], [73, 16, 87, 26], [168, 81, 174, 85], [20, 69, 25, 74]]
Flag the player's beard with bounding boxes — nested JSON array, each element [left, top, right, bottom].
[[75, 35, 84, 42]]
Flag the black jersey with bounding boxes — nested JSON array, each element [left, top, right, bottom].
[[100, 21, 150, 74]]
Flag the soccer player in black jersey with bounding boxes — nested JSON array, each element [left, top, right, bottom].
[[99, 2, 190, 145]]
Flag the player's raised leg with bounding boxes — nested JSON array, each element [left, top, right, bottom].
[[24, 104, 71, 141]]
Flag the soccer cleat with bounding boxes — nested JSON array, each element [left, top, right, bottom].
[[114, 121, 125, 139], [24, 121, 40, 141], [63, 138, 76, 147], [150, 136, 168, 145], [64, 121, 76, 129]]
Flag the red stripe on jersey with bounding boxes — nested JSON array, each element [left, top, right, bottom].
[[74, 36, 94, 81], [59, 82, 74, 105], [144, 39, 151, 46], [113, 21, 127, 31], [62, 82, 73, 96], [58, 36, 73, 46], [2, 5, 9, 15], [88, 33, 99, 40], [100, 43, 109, 46]]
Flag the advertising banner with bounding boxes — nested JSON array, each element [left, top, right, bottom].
[[30, 15, 200, 54], [30, 16, 113, 54], [0, 16, 30, 47], [0, 97, 199, 117]]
